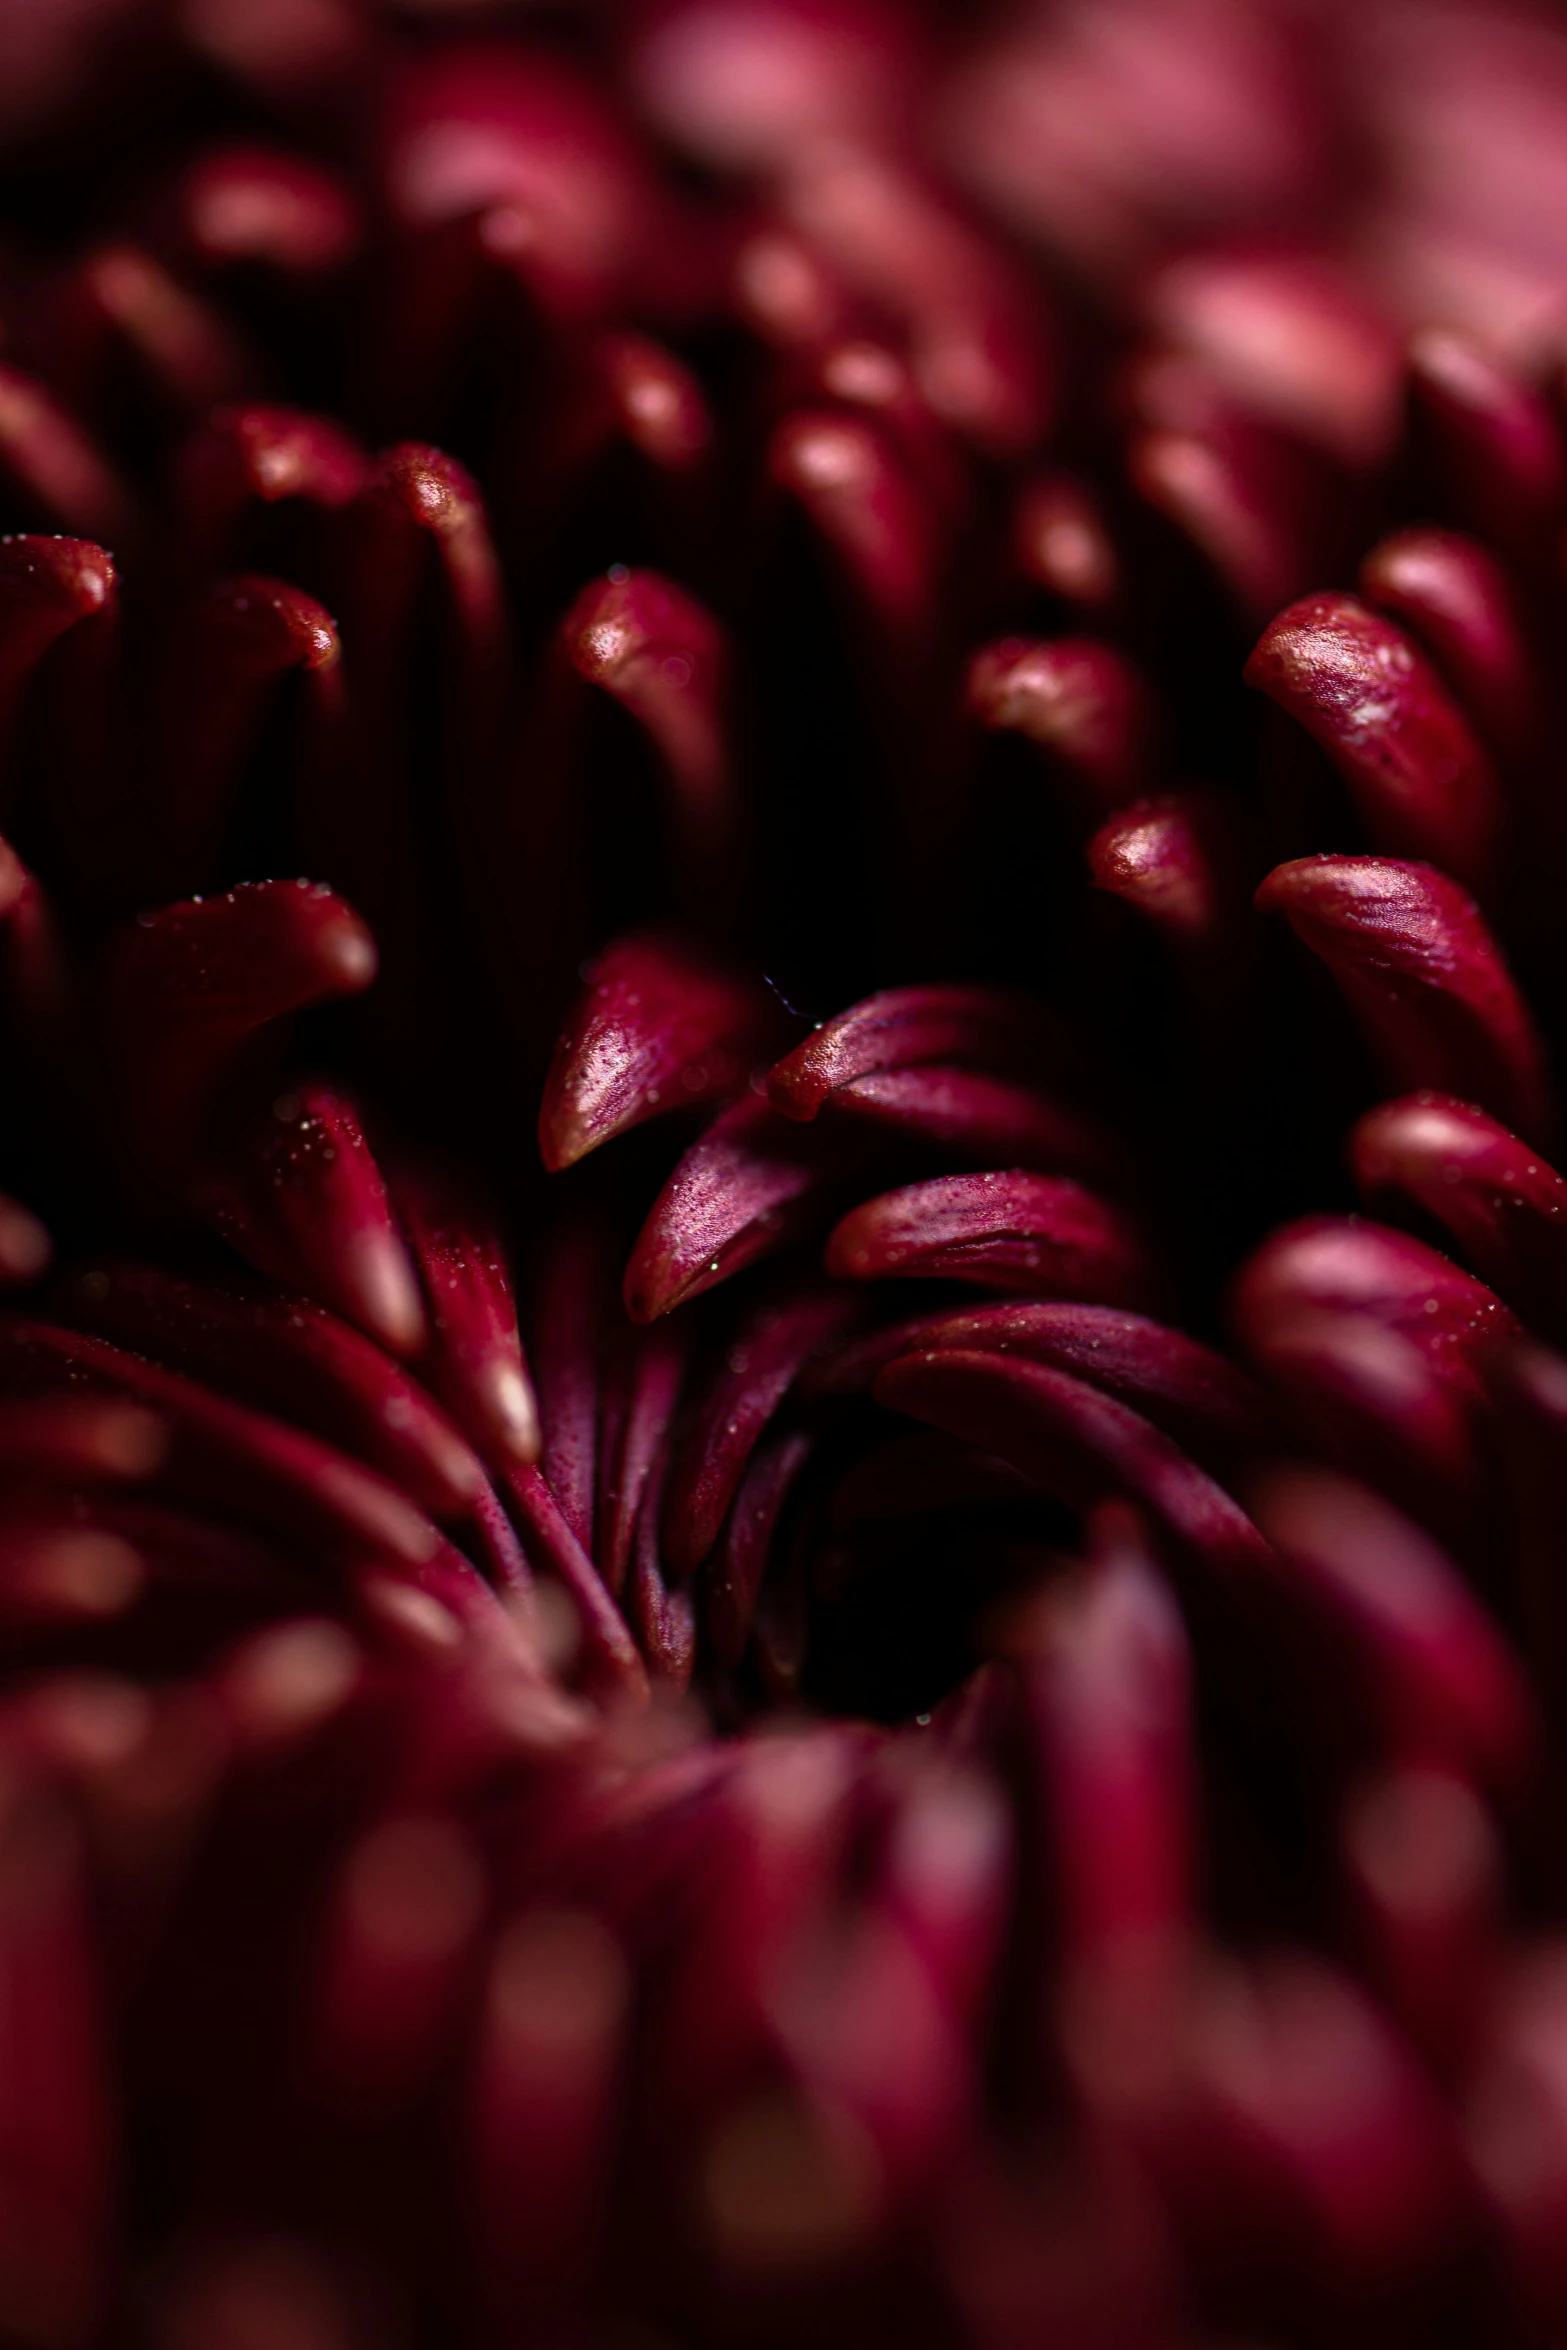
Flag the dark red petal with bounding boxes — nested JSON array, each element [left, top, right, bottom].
[[207, 1081, 425, 1360], [561, 569, 736, 906], [821, 1064, 1128, 1189], [141, 574, 340, 899], [539, 932, 782, 1172], [1342, 1766, 1500, 2074], [530, 1217, 614, 1559], [709, 1429, 813, 1670], [391, 1164, 540, 1470], [100, 880, 377, 1176], [503, 1464, 647, 1707], [55, 1263, 480, 1522], [769, 983, 1068, 1122], [173, 402, 370, 578], [1248, 1468, 1534, 1790], [0, 1197, 49, 1287], [624, 1091, 854, 1323], [598, 1321, 688, 1596], [1244, 598, 1501, 894], [1358, 527, 1543, 772], [0, 365, 133, 543], [769, 406, 939, 636], [662, 1285, 852, 1577], [0, 536, 115, 750], [1128, 419, 1319, 624], [873, 1349, 1273, 1586], [1019, 1504, 1192, 1952], [825, 1171, 1154, 1308], [0, 1324, 450, 1588], [967, 635, 1155, 818], [1255, 856, 1554, 1145], [1232, 1215, 1517, 1389], [178, 146, 361, 279], [1351, 1094, 1567, 1335], [883, 1300, 1274, 1476], [1406, 327, 1565, 567], [1013, 472, 1120, 617], [468, 1907, 627, 2330]]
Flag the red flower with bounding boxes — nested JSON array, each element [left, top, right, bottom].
[[5, 4, 1567, 2345]]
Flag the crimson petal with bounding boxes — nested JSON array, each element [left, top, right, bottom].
[[1255, 856, 1554, 1146], [624, 1090, 857, 1322], [1351, 1094, 1567, 1337], [967, 635, 1155, 820], [769, 983, 1070, 1121], [1245, 598, 1501, 894], [662, 1285, 852, 1577], [207, 1080, 425, 1360], [873, 1349, 1273, 1585], [1247, 1467, 1534, 1791], [825, 1171, 1154, 1308], [391, 1164, 540, 1470], [55, 1263, 480, 1522], [539, 931, 782, 1172], [99, 880, 377, 1178]]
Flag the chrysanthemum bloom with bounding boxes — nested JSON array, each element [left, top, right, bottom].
[[12, 1, 1567, 2344]]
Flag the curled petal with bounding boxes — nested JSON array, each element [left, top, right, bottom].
[[539, 932, 782, 1172], [207, 1081, 425, 1360], [1020, 1504, 1193, 1952], [563, 570, 736, 905], [530, 1217, 614, 1558], [383, 44, 660, 319], [1358, 527, 1542, 772], [625, 1091, 857, 1322], [874, 1350, 1273, 1585], [176, 146, 360, 279], [47, 243, 250, 429], [1351, 1094, 1567, 1335], [1255, 856, 1554, 1145], [0, 536, 115, 758], [173, 402, 369, 578], [0, 365, 133, 543], [0, 1324, 452, 1589], [1128, 419, 1320, 624], [392, 1165, 540, 1470], [468, 1907, 628, 2328], [142, 574, 340, 898], [1406, 327, 1565, 566], [662, 1286, 852, 1576], [1013, 472, 1120, 617], [1248, 1469, 1534, 1790], [709, 1429, 813, 1669], [1232, 1215, 1516, 1389], [967, 636, 1155, 818], [769, 406, 938, 636], [882, 1301, 1273, 1476], [0, 1786, 111, 2342], [769, 983, 1068, 1121], [1242, 1307, 1482, 1530], [825, 1172, 1154, 1308], [1344, 1766, 1500, 2075], [55, 1263, 481, 1522], [100, 880, 377, 1175], [820, 1064, 1127, 1189], [0, 1197, 48, 1287], [1245, 598, 1501, 894], [597, 1322, 687, 1596], [504, 1466, 646, 1706]]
